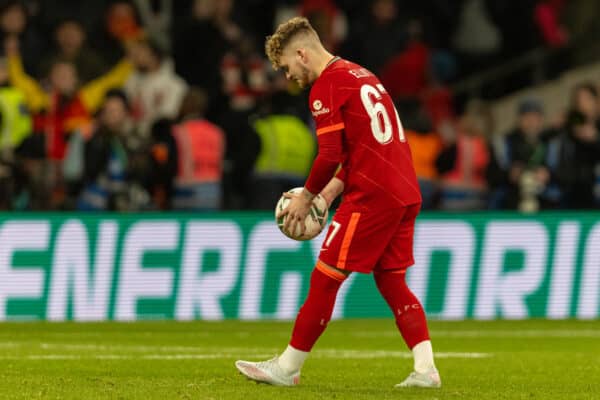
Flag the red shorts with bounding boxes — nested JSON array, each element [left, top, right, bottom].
[[318, 202, 420, 273]]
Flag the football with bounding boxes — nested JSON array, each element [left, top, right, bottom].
[[275, 187, 329, 241]]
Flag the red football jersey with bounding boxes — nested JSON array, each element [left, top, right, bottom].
[[309, 58, 422, 208]]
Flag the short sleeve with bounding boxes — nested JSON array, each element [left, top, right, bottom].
[[309, 73, 351, 137]]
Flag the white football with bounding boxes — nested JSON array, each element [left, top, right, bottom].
[[275, 187, 329, 241]]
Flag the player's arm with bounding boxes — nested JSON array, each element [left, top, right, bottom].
[[279, 74, 349, 234], [320, 173, 344, 207], [304, 127, 343, 196], [280, 128, 343, 234]]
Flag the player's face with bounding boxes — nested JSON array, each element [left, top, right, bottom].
[[279, 48, 312, 88]]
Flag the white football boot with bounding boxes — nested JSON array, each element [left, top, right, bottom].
[[395, 368, 442, 388], [235, 357, 300, 386]]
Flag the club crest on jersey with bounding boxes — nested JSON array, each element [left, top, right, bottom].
[[312, 99, 330, 116]]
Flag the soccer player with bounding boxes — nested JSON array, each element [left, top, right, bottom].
[[235, 17, 441, 389]]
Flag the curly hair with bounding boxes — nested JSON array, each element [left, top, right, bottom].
[[265, 17, 318, 70]]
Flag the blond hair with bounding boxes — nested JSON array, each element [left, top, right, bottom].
[[265, 17, 319, 70]]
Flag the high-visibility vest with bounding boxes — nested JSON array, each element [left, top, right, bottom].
[[0, 86, 31, 150], [405, 130, 443, 180], [253, 114, 315, 178], [173, 119, 225, 184]]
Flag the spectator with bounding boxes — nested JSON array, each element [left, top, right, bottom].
[[247, 94, 316, 210], [399, 98, 443, 210], [39, 19, 108, 84], [93, 1, 144, 65], [6, 35, 132, 208], [213, 0, 242, 45], [172, 87, 225, 211], [6, 36, 133, 161], [221, 72, 310, 210], [436, 99, 491, 210], [124, 37, 187, 137], [301, 0, 347, 53], [217, 28, 271, 208], [570, 82, 599, 127], [220, 35, 269, 112], [0, 1, 45, 76], [266, 72, 312, 123], [172, 0, 228, 120], [0, 0, 599, 211], [420, 48, 457, 132], [78, 89, 150, 211], [36, 1, 109, 34], [341, 0, 407, 75], [0, 55, 31, 209], [487, 98, 554, 211], [421, 85, 455, 134], [148, 118, 178, 209], [0, 55, 31, 161], [549, 110, 600, 209], [380, 19, 430, 100]]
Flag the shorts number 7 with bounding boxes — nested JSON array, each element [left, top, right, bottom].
[[324, 221, 341, 247]]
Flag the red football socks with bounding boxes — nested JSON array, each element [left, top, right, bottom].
[[374, 270, 430, 349], [289, 262, 346, 352]]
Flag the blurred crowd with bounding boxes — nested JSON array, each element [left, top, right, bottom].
[[0, 0, 599, 211], [406, 89, 600, 212]]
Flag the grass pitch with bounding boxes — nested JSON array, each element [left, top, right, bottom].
[[0, 319, 599, 399]]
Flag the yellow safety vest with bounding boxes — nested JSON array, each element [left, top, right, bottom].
[[0, 86, 32, 149], [253, 114, 316, 178]]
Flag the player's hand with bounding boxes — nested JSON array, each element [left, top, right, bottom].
[[277, 191, 312, 237]]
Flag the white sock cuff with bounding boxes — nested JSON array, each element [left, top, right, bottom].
[[278, 345, 309, 374], [412, 340, 436, 373]]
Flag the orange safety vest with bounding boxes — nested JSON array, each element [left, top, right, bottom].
[[406, 130, 443, 180], [173, 119, 225, 184], [442, 134, 490, 190]]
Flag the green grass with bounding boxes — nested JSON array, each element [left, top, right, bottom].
[[0, 319, 599, 399]]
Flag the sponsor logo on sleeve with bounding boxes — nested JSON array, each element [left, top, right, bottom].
[[348, 68, 371, 78], [312, 99, 330, 116]]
